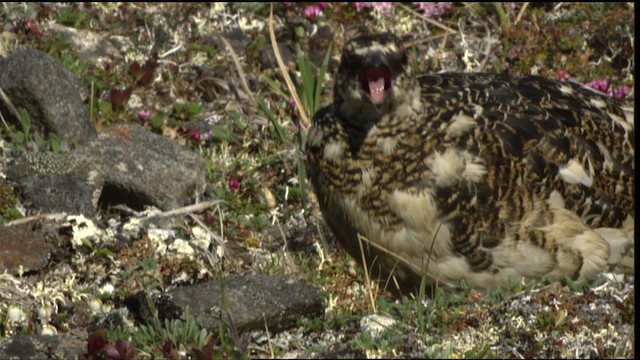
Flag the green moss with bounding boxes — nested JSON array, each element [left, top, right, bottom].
[[25, 151, 79, 175], [0, 183, 22, 224]]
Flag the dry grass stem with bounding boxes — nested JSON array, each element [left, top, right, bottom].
[[357, 233, 438, 283], [219, 35, 257, 110], [269, 4, 311, 130], [137, 199, 222, 223], [358, 234, 378, 313], [398, 3, 457, 34], [262, 314, 275, 359], [515, 2, 530, 25], [5, 213, 69, 227], [0, 86, 21, 133]]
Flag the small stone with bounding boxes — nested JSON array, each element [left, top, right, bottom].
[[360, 314, 396, 339]]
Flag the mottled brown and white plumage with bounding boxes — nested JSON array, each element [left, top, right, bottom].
[[306, 33, 634, 292]]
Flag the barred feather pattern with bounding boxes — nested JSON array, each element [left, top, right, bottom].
[[306, 33, 634, 291]]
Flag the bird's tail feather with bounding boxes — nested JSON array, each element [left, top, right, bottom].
[[594, 218, 634, 274]]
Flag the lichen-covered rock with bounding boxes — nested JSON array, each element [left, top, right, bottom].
[[73, 125, 207, 211], [6, 151, 102, 216], [124, 274, 325, 334], [0, 49, 96, 144]]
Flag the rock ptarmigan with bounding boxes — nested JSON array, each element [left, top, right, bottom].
[[306, 32, 634, 293]]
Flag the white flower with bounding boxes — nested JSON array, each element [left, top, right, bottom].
[[99, 283, 115, 296], [7, 305, 26, 323], [64, 215, 102, 249], [41, 324, 58, 335], [36, 303, 53, 322], [191, 226, 212, 250], [88, 298, 103, 314], [169, 239, 194, 257]]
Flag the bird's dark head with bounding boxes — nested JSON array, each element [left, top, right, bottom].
[[334, 33, 421, 127]]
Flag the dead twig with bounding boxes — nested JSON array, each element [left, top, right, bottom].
[[268, 4, 311, 130], [138, 199, 222, 223], [478, 27, 494, 72], [397, 3, 457, 35], [218, 35, 258, 110], [514, 2, 529, 26], [5, 213, 68, 227], [0, 86, 22, 134], [356, 232, 439, 284], [358, 234, 378, 313]]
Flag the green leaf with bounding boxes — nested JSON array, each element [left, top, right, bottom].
[[81, 238, 95, 251], [150, 112, 166, 131], [262, 75, 290, 100], [19, 109, 31, 137], [256, 96, 286, 144], [314, 42, 333, 115], [186, 102, 203, 118], [95, 248, 115, 258], [33, 132, 46, 149], [10, 132, 25, 146], [48, 133, 63, 153]]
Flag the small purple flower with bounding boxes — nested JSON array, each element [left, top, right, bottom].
[[354, 2, 393, 13], [204, 212, 216, 225], [555, 70, 570, 81], [138, 109, 151, 123], [189, 129, 201, 142], [412, 2, 453, 18], [584, 79, 630, 100], [375, 2, 393, 13], [354, 2, 372, 12], [201, 130, 213, 141], [288, 98, 296, 110], [162, 341, 175, 358], [610, 86, 630, 100], [228, 178, 240, 190], [584, 79, 609, 93], [303, 4, 324, 18]]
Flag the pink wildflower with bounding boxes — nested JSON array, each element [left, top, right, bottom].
[[584, 79, 609, 93], [201, 130, 213, 141], [609, 86, 630, 100], [412, 2, 453, 17], [303, 4, 324, 18], [354, 2, 373, 12], [137, 109, 151, 123], [584, 79, 630, 100], [288, 98, 296, 110], [228, 179, 240, 190], [555, 70, 570, 82], [354, 2, 393, 13], [188, 129, 201, 142]]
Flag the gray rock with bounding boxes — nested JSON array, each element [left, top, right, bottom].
[[126, 274, 325, 335], [0, 222, 51, 274], [0, 333, 85, 360], [73, 125, 206, 211], [0, 49, 96, 144], [19, 174, 97, 216], [6, 151, 103, 216]]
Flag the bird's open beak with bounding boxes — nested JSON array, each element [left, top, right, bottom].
[[359, 54, 392, 109]]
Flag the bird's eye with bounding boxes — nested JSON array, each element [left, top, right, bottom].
[[397, 44, 408, 65], [343, 44, 354, 56]]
